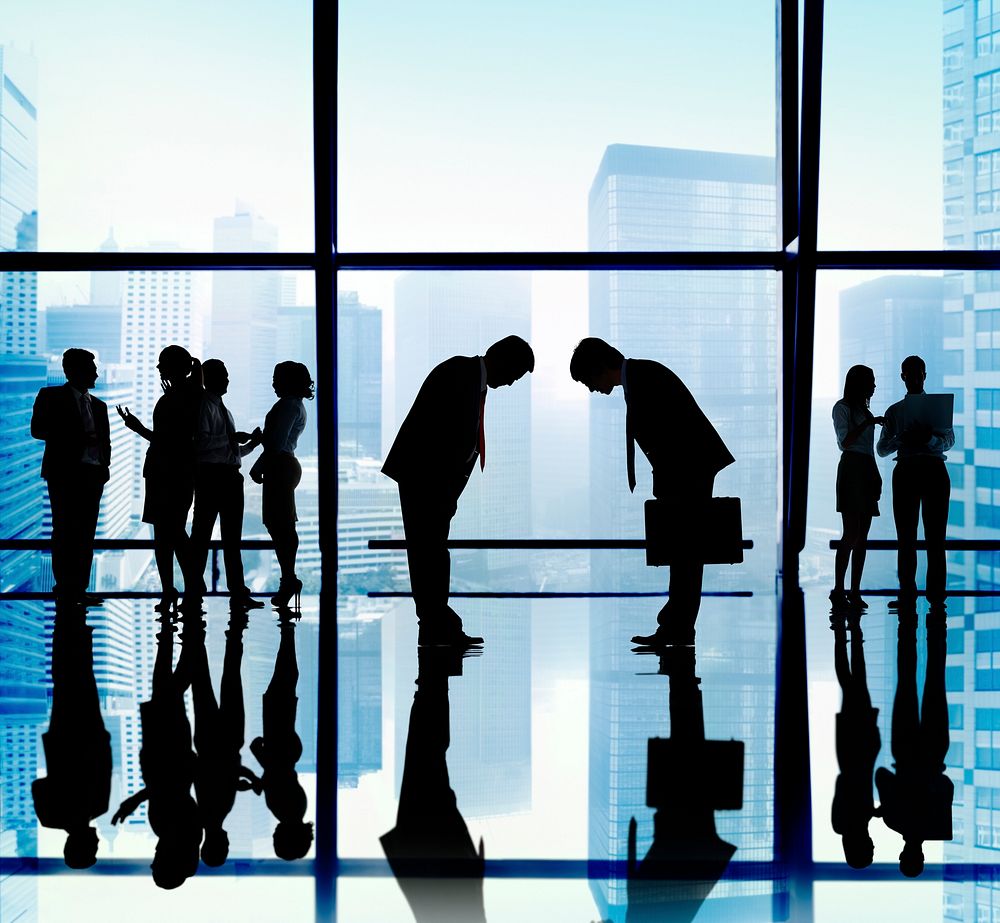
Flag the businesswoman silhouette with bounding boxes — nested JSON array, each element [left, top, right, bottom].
[[118, 344, 202, 612], [832, 365, 884, 612], [250, 361, 313, 608]]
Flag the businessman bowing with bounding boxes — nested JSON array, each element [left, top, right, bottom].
[[31, 349, 111, 603], [383, 335, 535, 647], [571, 337, 734, 647]]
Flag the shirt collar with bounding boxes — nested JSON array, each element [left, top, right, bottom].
[[479, 357, 487, 393], [69, 384, 89, 400]]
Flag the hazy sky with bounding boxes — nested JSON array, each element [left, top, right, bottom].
[[4, 0, 946, 395]]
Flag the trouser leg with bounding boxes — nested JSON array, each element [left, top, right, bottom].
[[892, 463, 920, 601], [219, 469, 247, 593], [921, 460, 950, 605], [47, 478, 73, 595], [398, 480, 461, 627]]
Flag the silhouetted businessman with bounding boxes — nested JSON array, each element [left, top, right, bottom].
[[381, 646, 486, 923], [174, 611, 260, 867], [877, 355, 955, 606], [31, 348, 111, 603], [250, 611, 314, 861], [627, 645, 740, 922], [31, 601, 112, 869], [112, 619, 202, 889], [188, 359, 263, 610], [571, 338, 734, 646], [874, 611, 953, 877], [383, 335, 535, 647], [830, 615, 881, 869]]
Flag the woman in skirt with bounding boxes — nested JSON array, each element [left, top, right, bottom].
[[832, 365, 884, 611]]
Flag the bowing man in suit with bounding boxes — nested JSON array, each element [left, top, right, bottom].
[[383, 335, 535, 647], [31, 348, 111, 603], [570, 338, 734, 647]]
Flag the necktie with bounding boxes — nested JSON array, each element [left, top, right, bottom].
[[478, 390, 487, 470], [80, 392, 95, 433], [626, 408, 636, 493]]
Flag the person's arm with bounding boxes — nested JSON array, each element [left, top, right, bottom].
[[116, 405, 153, 441], [928, 426, 956, 454], [237, 765, 263, 795], [834, 403, 883, 450], [236, 427, 263, 457], [198, 400, 229, 457], [249, 736, 266, 766], [111, 789, 148, 824], [876, 405, 900, 457], [30, 389, 50, 441]]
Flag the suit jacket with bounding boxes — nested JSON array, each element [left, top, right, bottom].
[[31, 384, 111, 483], [383, 356, 483, 488], [625, 359, 734, 489]]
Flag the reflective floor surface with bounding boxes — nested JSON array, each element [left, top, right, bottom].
[[3, 588, 997, 921]]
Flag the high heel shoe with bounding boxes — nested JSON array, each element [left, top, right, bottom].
[[271, 576, 302, 608], [154, 587, 180, 613]]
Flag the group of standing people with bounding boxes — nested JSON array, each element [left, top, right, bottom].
[[832, 355, 955, 611], [31, 345, 314, 611]]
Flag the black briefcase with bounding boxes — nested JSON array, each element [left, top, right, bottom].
[[644, 497, 744, 566]]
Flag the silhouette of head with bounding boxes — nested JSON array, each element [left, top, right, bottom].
[[62, 348, 98, 392], [900, 355, 926, 395], [200, 828, 230, 867], [63, 827, 99, 869], [899, 840, 924, 877], [841, 832, 874, 869], [157, 345, 194, 389], [843, 365, 875, 408], [272, 361, 315, 400], [484, 335, 534, 388], [273, 820, 314, 860], [570, 337, 624, 395], [150, 839, 201, 889], [202, 359, 229, 396]]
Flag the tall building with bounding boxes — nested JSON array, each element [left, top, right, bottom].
[[120, 254, 205, 503], [0, 45, 39, 357], [941, 7, 1000, 920], [588, 144, 777, 595], [338, 291, 382, 460], [393, 271, 532, 585], [210, 205, 280, 431]]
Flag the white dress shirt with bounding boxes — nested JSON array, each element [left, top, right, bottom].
[[877, 392, 956, 461], [198, 393, 241, 466], [832, 400, 875, 457], [263, 397, 306, 456]]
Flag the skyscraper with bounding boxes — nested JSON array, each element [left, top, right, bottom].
[[210, 205, 280, 431], [338, 290, 382, 460], [588, 144, 778, 593]]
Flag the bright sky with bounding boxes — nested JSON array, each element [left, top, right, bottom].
[[3, 0, 946, 395]]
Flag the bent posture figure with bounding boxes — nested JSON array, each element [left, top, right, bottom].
[[383, 335, 535, 647], [570, 337, 734, 647]]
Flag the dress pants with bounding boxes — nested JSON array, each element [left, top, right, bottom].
[[47, 465, 105, 596], [190, 464, 248, 595], [892, 457, 950, 604], [398, 478, 465, 630], [651, 468, 716, 630]]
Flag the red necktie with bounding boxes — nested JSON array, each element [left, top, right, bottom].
[[478, 390, 487, 470]]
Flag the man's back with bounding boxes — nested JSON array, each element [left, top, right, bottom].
[[626, 359, 734, 480], [383, 355, 481, 485]]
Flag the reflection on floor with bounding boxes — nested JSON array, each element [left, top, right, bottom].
[[8, 590, 1000, 921]]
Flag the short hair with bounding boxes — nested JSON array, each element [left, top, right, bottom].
[[273, 821, 314, 861], [273, 361, 315, 400], [62, 348, 95, 376], [485, 335, 534, 374], [901, 355, 926, 377], [202, 358, 227, 387], [570, 338, 624, 383]]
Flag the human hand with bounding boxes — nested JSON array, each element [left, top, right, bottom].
[[234, 431, 253, 443], [871, 415, 885, 426], [116, 405, 142, 433]]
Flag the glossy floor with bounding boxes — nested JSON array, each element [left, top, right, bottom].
[[2, 589, 994, 921]]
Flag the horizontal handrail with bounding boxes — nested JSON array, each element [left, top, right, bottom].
[[369, 539, 754, 550], [829, 539, 1000, 550], [368, 590, 754, 599], [0, 539, 274, 550]]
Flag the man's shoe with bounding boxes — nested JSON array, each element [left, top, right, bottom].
[[631, 626, 695, 648], [418, 626, 484, 647], [231, 590, 266, 610]]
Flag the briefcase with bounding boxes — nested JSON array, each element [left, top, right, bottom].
[[644, 497, 744, 566]]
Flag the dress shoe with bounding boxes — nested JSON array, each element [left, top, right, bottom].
[[631, 625, 695, 648], [418, 626, 484, 647]]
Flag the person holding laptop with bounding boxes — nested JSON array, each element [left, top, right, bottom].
[[877, 356, 955, 608]]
